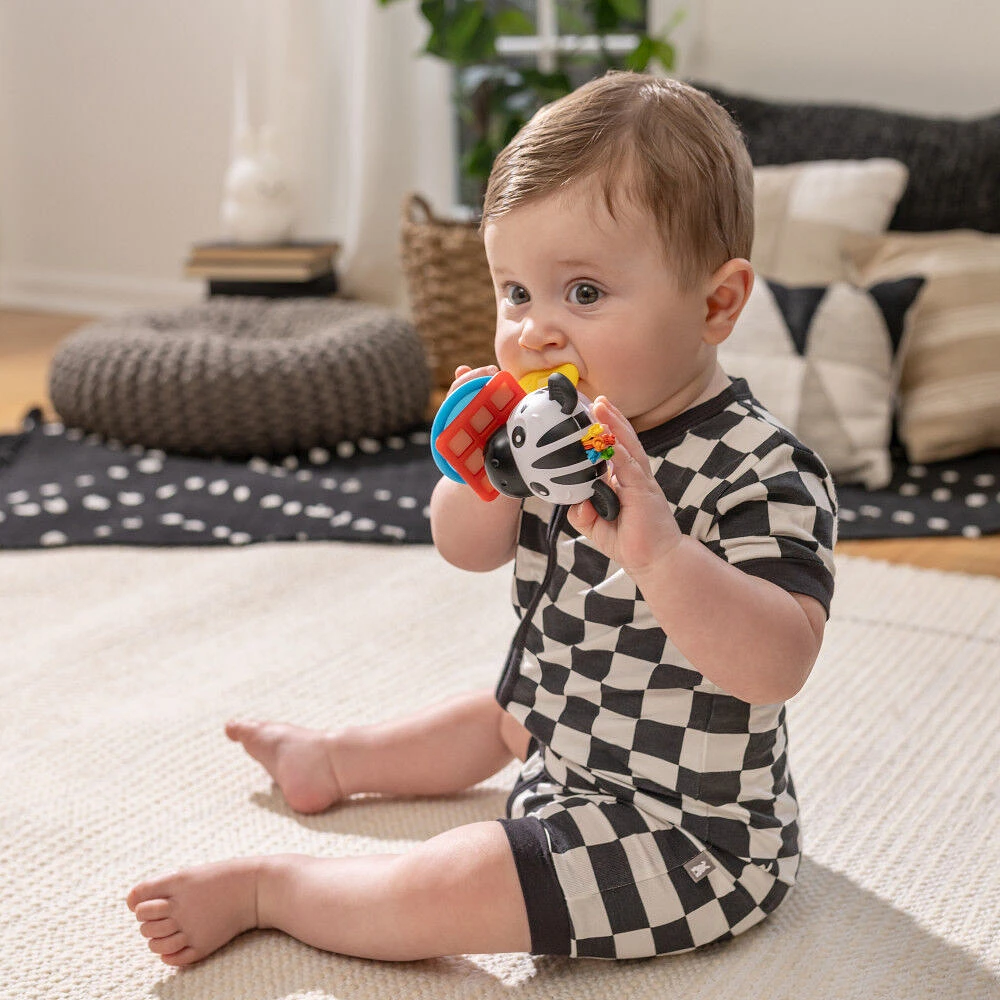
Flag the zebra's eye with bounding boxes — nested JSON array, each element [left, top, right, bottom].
[[511, 426, 526, 447]]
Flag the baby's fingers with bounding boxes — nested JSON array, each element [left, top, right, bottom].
[[448, 364, 499, 395], [594, 396, 649, 471], [568, 498, 600, 536], [452, 363, 499, 387], [591, 398, 655, 484]]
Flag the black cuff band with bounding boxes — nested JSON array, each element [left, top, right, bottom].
[[499, 816, 572, 955]]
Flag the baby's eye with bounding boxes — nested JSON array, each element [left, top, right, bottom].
[[570, 283, 601, 306], [504, 284, 530, 306]]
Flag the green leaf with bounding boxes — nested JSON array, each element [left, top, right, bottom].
[[648, 36, 676, 71], [500, 114, 527, 147], [419, 0, 450, 57], [423, 28, 449, 59], [519, 67, 573, 99], [462, 137, 498, 181], [587, 0, 619, 32], [607, 0, 644, 23], [623, 35, 653, 71], [443, 3, 493, 63], [419, 0, 446, 31], [493, 8, 535, 36]]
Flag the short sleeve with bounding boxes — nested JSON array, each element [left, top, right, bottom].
[[704, 438, 838, 615]]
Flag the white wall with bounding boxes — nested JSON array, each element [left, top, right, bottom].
[[676, 0, 1000, 116], [0, 1, 241, 311], [0, 0, 452, 314], [0, 0, 998, 316]]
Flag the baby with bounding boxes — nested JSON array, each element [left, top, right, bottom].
[[128, 71, 836, 964]]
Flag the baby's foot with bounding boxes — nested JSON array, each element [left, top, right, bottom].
[[127, 858, 260, 966], [226, 720, 344, 814]]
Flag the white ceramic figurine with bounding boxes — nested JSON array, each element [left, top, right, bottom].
[[219, 123, 296, 244]]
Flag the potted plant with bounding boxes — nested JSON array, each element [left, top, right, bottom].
[[379, 0, 682, 389], [380, 0, 681, 206]]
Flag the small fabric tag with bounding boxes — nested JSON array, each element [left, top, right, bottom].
[[683, 851, 716, 883]]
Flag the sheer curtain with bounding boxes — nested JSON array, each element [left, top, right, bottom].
[[309, 1, 454, 308], [251, 0, 453, 308]]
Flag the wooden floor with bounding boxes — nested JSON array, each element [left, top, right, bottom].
[[2, 307, 998, 577], [0, 308, 93, 431]]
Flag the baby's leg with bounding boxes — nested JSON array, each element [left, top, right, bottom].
[[226, 689, 531, 813], [128, 820, 530, 965]]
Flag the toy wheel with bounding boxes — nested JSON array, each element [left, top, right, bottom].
[[590, 481, 620, 521]]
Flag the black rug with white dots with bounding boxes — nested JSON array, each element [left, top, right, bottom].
[[833, 448, 1000, 540], [1, 410, 998, 550], [0, 411, 437, 549]]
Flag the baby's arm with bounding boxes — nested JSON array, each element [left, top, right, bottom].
[[430, 365, 522, 572], [431, 477, 521, 571], [569, 397, 825, 705]]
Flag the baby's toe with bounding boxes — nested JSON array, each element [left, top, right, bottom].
[[161, 947, 200, 967], [149, 931, 187, 956], [225, 719, 260, 741], [132, 897, 172, 921], [128, 875, 175, 909], [139, 917, 178, 940]]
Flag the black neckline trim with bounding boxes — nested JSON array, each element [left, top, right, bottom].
[[637, 377, 752, 453]]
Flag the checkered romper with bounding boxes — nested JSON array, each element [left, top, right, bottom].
[[496, 379, 837, 959]]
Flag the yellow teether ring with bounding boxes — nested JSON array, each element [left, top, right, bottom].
[[517, 363, 580, 393]]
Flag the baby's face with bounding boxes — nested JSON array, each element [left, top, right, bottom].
[[483, 178, 719, 431]]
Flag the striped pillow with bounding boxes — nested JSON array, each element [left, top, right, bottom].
[[752, 159, 908, 284], [847, 231, 1000, 463]]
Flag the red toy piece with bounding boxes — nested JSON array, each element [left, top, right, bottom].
[[434, 370, 526, 501]]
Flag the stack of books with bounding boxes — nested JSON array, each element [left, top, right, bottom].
[[184, 241, 341, 297]]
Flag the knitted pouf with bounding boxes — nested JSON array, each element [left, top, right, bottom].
[[49, 298, 431, 457]]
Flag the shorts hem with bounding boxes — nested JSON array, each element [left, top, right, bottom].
[[498, 816, 572, 956]]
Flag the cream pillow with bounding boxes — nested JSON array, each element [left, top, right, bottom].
[[721, 275, 924, 489], [847, 230, 1000, 463], [753, 159, 909, 284]]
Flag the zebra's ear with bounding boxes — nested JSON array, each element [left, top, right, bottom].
[[547, 372, 578, 415]]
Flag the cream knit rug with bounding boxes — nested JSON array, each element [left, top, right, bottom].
[[1, 544, 997, 1000]]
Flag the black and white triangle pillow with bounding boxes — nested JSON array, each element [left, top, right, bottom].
[[719, 276, 924, 489]]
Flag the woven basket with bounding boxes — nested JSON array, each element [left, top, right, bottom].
[[399, 193, 497, 390]]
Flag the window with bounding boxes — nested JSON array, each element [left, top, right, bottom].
[[495, 1, 646, 74], [453, 1, 679, 207]]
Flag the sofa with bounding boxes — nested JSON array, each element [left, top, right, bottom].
[[694, 83, 1000, 540]]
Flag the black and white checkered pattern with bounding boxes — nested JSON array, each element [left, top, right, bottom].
[[506, 752, 790, 958], [497, 378, 836, 957]]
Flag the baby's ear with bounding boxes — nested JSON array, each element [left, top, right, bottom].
[[703, 259, 754, 345]]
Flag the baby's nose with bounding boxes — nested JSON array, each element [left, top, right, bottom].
[[518, 312, 567, 350]]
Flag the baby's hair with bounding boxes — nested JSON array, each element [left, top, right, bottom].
[[482, 71, 753, 290]]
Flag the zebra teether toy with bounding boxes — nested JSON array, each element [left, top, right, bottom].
[[431, 366, 620, 522]]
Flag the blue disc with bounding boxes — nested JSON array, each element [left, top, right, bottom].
[[429, 375, 492, 482]]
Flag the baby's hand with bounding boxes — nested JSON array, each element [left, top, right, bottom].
[[568, 396, 682, 578], [448, 364, 499, 395]]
